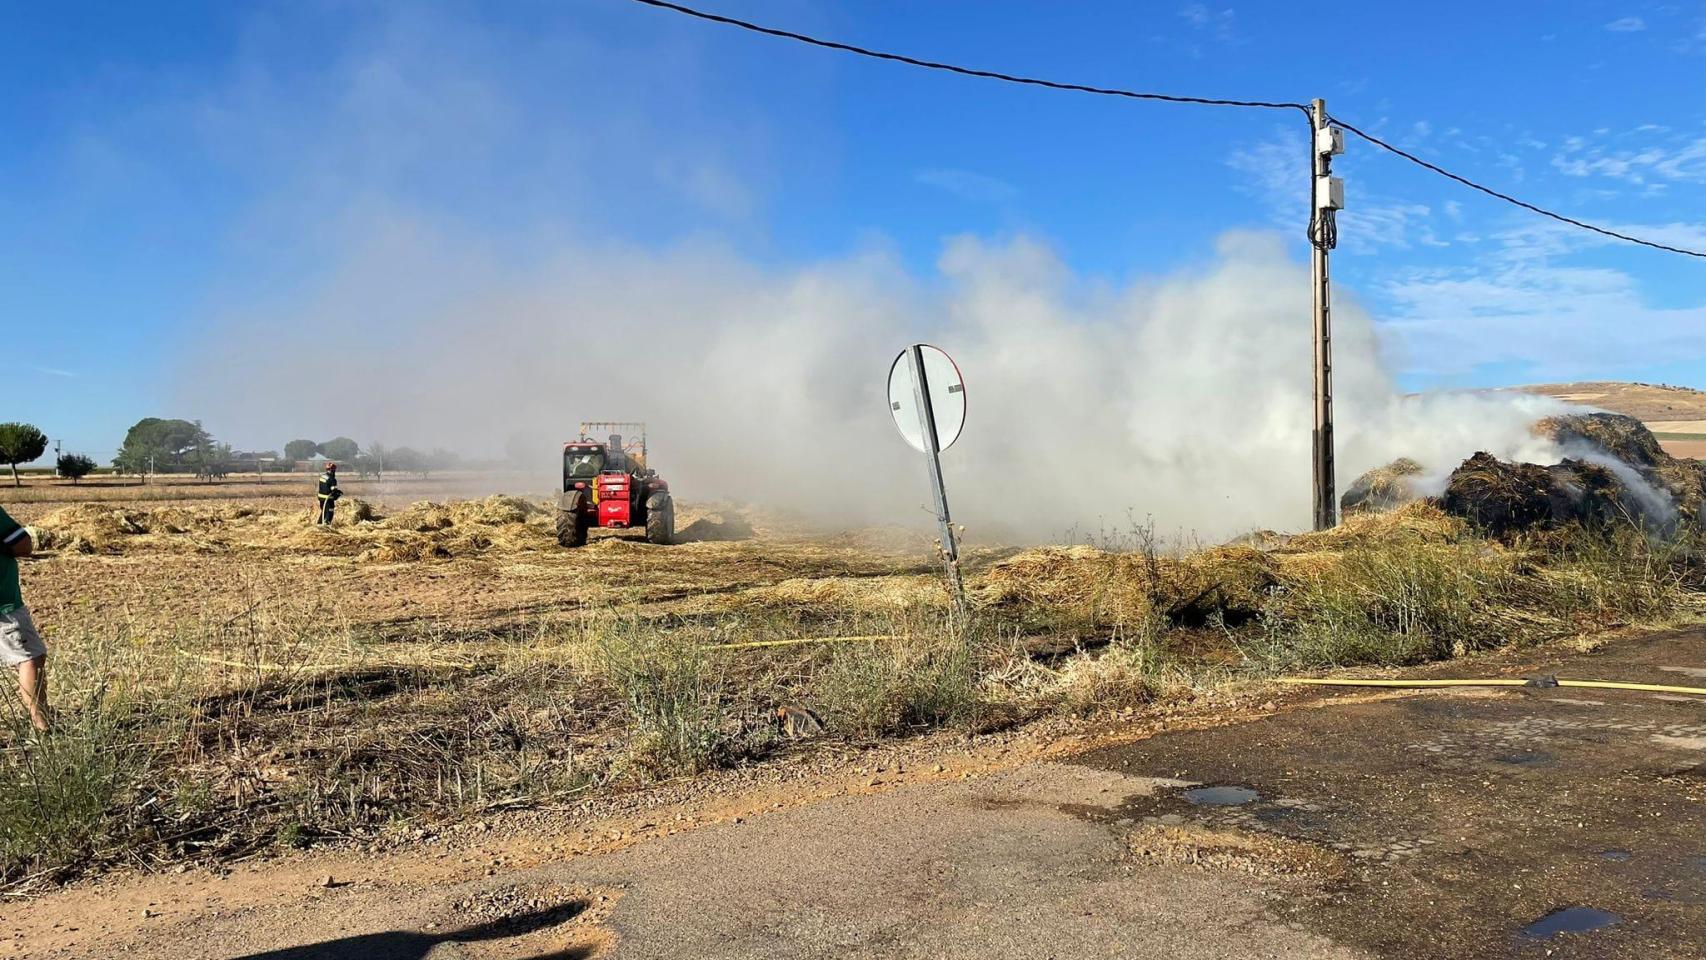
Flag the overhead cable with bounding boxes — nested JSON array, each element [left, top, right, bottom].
[[624, 0, 1706, 261]]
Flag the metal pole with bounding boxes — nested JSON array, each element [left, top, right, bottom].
[[1310, 97, 1336, 531], [907, 345, 966, 606]]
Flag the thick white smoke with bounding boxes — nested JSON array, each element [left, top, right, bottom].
[[186, 221, 1570, 542]]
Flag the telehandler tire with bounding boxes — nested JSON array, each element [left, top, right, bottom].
[[645, 493, 674, 545], [556, 510, 588, 547]]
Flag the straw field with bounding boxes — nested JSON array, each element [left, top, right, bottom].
[[3, 485, 1702, 891]]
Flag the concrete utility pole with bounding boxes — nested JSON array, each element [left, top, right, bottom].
[[1310, 98, 1344, 531]]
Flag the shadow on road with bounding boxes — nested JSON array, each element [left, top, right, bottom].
[[230, 900, 595, 960]]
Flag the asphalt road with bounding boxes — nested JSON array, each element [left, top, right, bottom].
[[15, 626, 1706, 960]]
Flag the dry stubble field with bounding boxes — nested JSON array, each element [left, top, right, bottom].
[[2, 470, 1701, 895]]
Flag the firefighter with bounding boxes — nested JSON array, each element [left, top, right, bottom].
[[316, 462, 342, 525]]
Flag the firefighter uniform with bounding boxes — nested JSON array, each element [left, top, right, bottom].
[[316, 465, 342, 525]]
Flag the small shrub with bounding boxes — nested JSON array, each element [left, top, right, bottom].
[[1530, 523, 1693, 623], [1269, 541, 1516, 668], [592, 623, 728, 780], [0, 687, 174, 883], [815, 637, 977, 738], [1051, 640, 1165, 716]]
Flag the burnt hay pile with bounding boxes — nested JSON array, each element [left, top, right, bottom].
[[1340, 457, 1424, 516], [31, 495, 555, 561], [1344, 413, 1706, 535]]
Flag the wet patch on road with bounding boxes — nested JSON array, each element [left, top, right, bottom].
[[1411, 715, 1706, 767], [1521, 905, 1621, 938], [1182, 785, 1261, 806], [1068, 630, 1706, 959], [1496, 750, 1555, 767]]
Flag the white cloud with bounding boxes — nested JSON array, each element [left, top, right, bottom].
[[1228, 128, 1449, 251], [1338, 202, 1448, 252], [1229, 124, 1706, 385], [1376, 220, 1706, 377], [1177, 3, 1239, 42], [913, 168, 1018, 204], [1605, 16, 1646, 32], [1552, 131, 1706, 185]]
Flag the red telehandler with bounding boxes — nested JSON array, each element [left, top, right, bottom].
[[556, 421, 674, 547]]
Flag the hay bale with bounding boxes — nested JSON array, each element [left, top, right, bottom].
[[1536, 412, 1665, 469], [358, 539, 430, 563], [1441, 449, 1668, 534], [448, 495, 544, 526], [1287, 501, 1465, 552], [382, 501, 456, 533], [974, 546, 1128, 608], [33, 504, 153, 553], [1441, 452, 1556, 535], [973, 544, 1277, 628], [1341, 457, 1424, 515], [1538, 411, 1706, 524]]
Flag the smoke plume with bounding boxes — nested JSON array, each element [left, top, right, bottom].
[[187, 222, 1570, 542], [166, 7, 1575, 543]]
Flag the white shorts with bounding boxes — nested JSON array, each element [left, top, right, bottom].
[[0, 605, 46, 667]]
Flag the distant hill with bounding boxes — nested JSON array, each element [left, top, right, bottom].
[[1518, 381, 1706, 421], [1515, 381, 1706, 459]]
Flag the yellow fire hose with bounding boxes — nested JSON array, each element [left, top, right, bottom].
[[1278, 677, 1706, 697]]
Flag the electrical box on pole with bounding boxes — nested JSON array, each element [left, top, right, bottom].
[[1309, 98, 1341, 532]]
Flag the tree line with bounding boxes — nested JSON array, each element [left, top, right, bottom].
[[0, 418, 465, 486], [282, 436, 463, 479]]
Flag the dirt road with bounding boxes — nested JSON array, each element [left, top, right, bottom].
[[8, 628, 1706, 959]]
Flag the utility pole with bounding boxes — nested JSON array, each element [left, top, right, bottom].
[[1310, 98, 1344, 531]]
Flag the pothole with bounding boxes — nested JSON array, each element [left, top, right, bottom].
[[1521, 906, 1620, 938], [1126, 823, 1344, 879], [1494, 751, 1554, 767], [1182, 785, 1260, 806]]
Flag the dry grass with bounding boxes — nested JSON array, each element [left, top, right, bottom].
[[1522, 380, 1706, 422], [3, 493, 1701, 890]]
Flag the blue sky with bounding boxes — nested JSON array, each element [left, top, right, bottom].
[[6, 0, 1704, 463]]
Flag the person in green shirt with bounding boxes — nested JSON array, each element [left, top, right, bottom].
[[0, 506, 49, 732]]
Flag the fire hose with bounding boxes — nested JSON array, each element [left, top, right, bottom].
[[1277, 676, 1706, 697]]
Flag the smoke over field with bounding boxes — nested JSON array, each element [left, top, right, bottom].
[[118, 6, 1580, 542], [188, 225, 1566, 541]]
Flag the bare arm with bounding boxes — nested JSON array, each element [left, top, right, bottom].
[[11, 532, 32, 559]]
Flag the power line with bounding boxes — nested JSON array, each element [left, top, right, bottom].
[[1330, 118, 1706, 260], [624, 0, 1307, 113], [623, 0, 1706, 261]]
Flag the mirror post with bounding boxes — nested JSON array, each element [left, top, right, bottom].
[[907, 345, 967, 611]]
